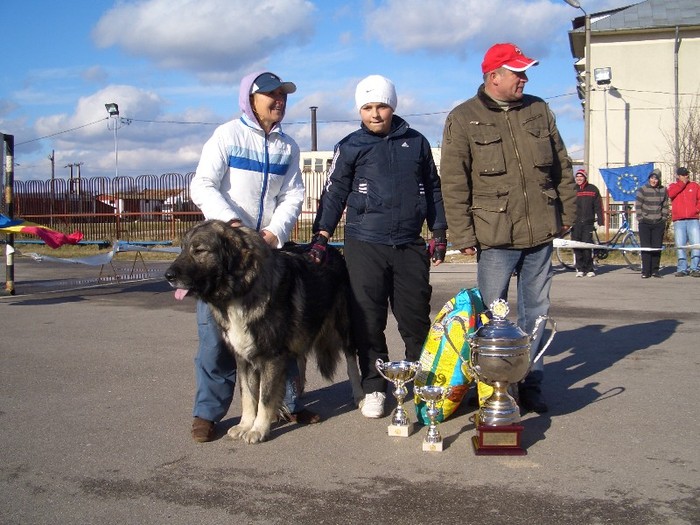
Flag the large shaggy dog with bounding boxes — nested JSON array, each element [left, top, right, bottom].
[[165, 220, 357, 444]]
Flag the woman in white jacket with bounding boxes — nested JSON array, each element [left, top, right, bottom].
[[185, 71, 316, 443]]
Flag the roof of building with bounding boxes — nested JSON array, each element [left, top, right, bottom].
[[568, 0, 700, 58], [592, 0, 700, 31]]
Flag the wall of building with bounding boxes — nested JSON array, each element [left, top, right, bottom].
[[587, 28, 700, 191]]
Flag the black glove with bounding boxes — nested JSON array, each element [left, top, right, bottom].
[[427, 231, 447, 263], [307, 233, 329, 264]]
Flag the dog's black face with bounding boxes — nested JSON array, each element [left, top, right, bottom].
[[165, 220, 269, 304]]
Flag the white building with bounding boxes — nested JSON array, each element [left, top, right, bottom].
[[299, 148, 443, 216], [567, 0, 700, 213]]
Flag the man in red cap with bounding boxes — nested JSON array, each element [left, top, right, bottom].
[[440, 43, 577, 413]]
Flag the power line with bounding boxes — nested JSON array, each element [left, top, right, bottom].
[[13, 87, 700, 146], [16, 117, 108, 146]]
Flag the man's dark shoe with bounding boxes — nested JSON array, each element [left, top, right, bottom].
[[191, 417, 215, 443], [518, 385, 549, 414], [674, 271, 687, 277]]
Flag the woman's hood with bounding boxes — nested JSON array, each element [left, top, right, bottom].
[[238, 71, 265, 122]]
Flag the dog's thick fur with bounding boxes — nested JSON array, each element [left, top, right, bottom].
[[165, 220, 354, 443]]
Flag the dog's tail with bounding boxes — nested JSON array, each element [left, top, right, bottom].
[[312, 282, 353, 381]]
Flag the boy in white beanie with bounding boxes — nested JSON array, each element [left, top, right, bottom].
[[309, 75, 448, 418]]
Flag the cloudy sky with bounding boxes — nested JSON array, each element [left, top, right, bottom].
[[1, 0, 632, 181]]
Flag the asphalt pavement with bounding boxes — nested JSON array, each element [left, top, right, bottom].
[[1, 256, 699, 525]]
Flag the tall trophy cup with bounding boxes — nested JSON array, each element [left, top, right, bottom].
[[376, 359, 421, 437], [456, 299, 556, 455], [415, 385, 453, 451]]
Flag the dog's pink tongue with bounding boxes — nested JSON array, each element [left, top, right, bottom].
[[174, 288, 189, 301]]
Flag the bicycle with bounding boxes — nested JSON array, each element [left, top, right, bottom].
[[556, 207, 641, 272]]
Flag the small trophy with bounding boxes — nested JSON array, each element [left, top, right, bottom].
[[415, 385, 453, 452], [376, 359, 421, 437]]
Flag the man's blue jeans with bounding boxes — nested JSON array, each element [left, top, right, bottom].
[[193, 300, 301, 422], [673, 219, 700, 272], [477, 243, 553, 375]]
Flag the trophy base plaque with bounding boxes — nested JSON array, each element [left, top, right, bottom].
[[472, 423, 526, 456], [422, 440, 444, 452], [388, 423, 413, 437]]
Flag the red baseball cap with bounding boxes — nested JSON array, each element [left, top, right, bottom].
[[481, 43, 539, 74]]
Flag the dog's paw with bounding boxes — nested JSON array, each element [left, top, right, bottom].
[[227, 424, 252, 441], [241, 428, 269, 444]]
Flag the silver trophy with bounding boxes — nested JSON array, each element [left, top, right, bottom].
[[376, 359, 421, 437], [454, 299, 556, 454], [415, 385, 453, 451]]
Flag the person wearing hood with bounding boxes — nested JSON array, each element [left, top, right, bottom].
[[309, 75, 448, 419], [186, 71, 317, 443], [572, 169, 604, 277], [635, 168, 669, 279]]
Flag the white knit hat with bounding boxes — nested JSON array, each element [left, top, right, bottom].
[[355, 75, 397, 111]]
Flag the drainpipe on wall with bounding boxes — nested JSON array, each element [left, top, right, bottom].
[[674, 26, 680, 169]]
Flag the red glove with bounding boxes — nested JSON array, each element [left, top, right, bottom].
[[427, 234, 447, 263], [307, 233, 328, 264]]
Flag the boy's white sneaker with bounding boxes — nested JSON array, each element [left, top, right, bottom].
[[359, 392, 386, 418]]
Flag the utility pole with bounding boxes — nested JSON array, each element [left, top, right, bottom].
[[48, 150, 55, 226], [64, 162, 83, 194], [75, 162, 84, 196], [2, 133, 16, 295], [65, 163, 75, 193]]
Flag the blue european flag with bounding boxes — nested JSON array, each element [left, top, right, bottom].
[[599, 163, 654, 202]]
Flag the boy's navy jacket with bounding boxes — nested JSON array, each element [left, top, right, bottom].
[[314, 115, 447, 246]]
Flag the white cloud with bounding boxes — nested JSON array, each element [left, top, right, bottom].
[[364, 0, 573, 60], [92, 0, 316, 77]]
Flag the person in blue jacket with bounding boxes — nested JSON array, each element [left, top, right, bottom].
[[309, 75, 448, 418]]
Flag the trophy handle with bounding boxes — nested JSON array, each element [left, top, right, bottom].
[[375, 358, 388, 381], [531, 316, 557, 364]]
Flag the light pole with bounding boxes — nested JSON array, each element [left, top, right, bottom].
[[105, 102, 124, 178], [594, 67, 612, 168], [565, 0, 591, 174]]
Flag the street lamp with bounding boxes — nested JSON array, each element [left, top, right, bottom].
[[564, 0, 591, 174], [105, 102, 123, 178]]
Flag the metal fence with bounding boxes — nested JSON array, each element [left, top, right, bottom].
[[5, 172, 332, 245]]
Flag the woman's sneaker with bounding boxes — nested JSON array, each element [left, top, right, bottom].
[[360, 392, 386, 418]]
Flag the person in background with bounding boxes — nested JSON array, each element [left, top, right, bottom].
[[572, 168, 604, 277], [183, 71, 319, 443], [666, 166, 700, 277], [439, 43, 577, 413], [635, 168, 669, 279], [309, 75, 448, 418]]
